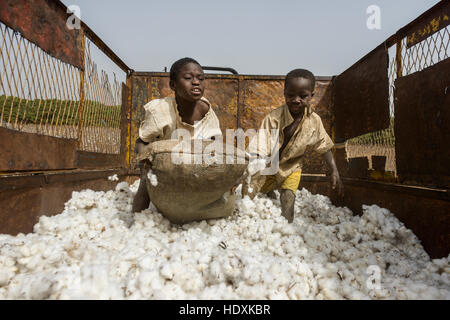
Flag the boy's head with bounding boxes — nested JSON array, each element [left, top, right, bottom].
[[169, 57, 205, 102], [284, 69, 315, 117]]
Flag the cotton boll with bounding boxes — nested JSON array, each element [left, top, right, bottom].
[[347, 290, 370, 300], [182, 274, 204, 293], [137, 270, 159, 297], [234, 184, 243, 196], [147, 170, 158, 187], [115, 182, 130, 193], [113, 261, 132, 279], [0, 269, 14, 287], [170, 262, 187, 283], [207, 260, 226, 284], [138, 255, 155, 270], [28, 276, 54, 300], [164, 282, 187, 300], [287, 279, 312, 299], [238, 196, 256, 214], [19, 245, 31, 257], [269, 290, 289, 300], [159, 263, 174, 280], [108, 174, 119, 181]]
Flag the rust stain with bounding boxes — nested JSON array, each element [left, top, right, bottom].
[[204, 78, 239, 133], [406, 2, 450, 48], [0, 127, 77, 171], [394, 58, 450, 188], [0, 0, 84, 69], [369, 170, 398, 183], [120, 82, 130, 167], [239, 79, 285, 131], [333, 45, 390, 142]]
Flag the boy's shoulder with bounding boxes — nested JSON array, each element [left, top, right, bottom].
[[266, 104, 287, 118], [143, 96, 174, 113], [308, 111, 324, 124]]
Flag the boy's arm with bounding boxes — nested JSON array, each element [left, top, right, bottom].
[[312, 116, 344, 196], [322, 150, 344, 196], [134, 102, 164, 170], [139, 100, 165, 144]]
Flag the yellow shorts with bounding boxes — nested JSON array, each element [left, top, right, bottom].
[[260, 170, 302, 194]]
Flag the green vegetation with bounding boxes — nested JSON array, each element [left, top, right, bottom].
[[0, 95, 121, 127], [348, 117, 395, 147]]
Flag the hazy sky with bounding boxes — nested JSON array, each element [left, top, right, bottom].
[[61, 0, 440, 77]]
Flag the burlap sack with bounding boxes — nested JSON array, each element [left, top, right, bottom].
[[137, 139, 248, 224]]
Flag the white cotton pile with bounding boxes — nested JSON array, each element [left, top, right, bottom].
[[0, 180, 448, 300], [147, 170, 158, 187], [108, 175, 119, 182]]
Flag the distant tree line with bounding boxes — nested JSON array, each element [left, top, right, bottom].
[[0, 95, 121, 127], [348, 117, 395, 147]]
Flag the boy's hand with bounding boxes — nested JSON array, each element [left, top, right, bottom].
[[322, 150, 344, 198], [331, 170, 344, 197], [134, 138, 152, 170], [135, 138, 148, 155]]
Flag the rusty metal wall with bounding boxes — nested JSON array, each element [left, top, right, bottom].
[[0, 0, 84, 69], [238, 78, 285, 131], [129, 73, 334, 174], [204, 77, 239, 134], [398, 3, 450, 77], [406, 1, 449, 48], [0, 126, 77, 171], [394, 57, 450, 188], [333, 45, 391, 143]]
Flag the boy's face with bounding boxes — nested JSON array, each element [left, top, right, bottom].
[[170, 62, 205, 102], [284, 77, 314, 117]]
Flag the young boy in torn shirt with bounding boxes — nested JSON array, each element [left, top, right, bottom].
[[132, 57, 222, 213], [245, 69, 344, 223]]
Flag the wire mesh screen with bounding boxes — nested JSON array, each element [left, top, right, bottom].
[[0, 22, 81, 138], [401, 25, 449, 76], [79, 37, 123, 154], [346, 25, 449, 174], [0, 22, 125, 154]]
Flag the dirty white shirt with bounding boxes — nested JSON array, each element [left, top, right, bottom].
[[139, 96, 222, 143], [248, 104, 334, 185]]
